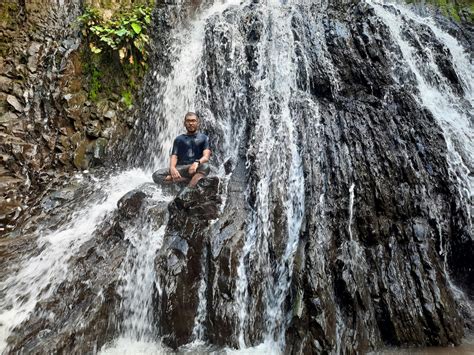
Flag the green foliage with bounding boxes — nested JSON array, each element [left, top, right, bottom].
[[121, 90, 133, 108], [77, 2, 154, 107], [89, 64, 102, 101], [405, 0, 473, 22], [78, 3, 153, 64]]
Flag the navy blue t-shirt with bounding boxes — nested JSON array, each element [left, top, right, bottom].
[[172, 132, 210, 165]]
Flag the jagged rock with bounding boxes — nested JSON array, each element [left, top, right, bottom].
[[70, 131, 82, 147], [5, 214, 128, 354], [104, 110, 116, 119], [6, 95, 23, 112], [27, 42, 41, 56], [117, 190, 147, 220], [0, 111, 18, 125], [92, 137, 108, 163], [0, 76, 13, 91], [27, 54, 39, 73], [172, 178, 221, 219], [72, 138, 108, 170], [155, 176, 223, 349], [73, 139, 92, 170], [2, 1, 473, 354], [40, 187, 79, 212], [86, 120, 101, 138]]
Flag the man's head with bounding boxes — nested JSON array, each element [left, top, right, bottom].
[[184, 112, 199, 134]]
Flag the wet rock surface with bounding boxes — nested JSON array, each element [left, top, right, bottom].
[[3, 175, 224, 353], [1, 0, 473, 354], [147, 1, 471, 352], [5, 218, 126, 354], [154, 176, 224, 348], [0, 0, 144, 234]]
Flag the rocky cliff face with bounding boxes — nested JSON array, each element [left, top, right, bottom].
[[132, 0, 473, 351], [0, 0, 472, 354], [0, 0, 145, 234], [1, 0, 80, 233]]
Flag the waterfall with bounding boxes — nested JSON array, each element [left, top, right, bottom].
[[369, 0, 474, 329], [369, 0, 473, 221], [1, 0, 473, 353], [191, 248, 208, 341], [348, 183, 355, 241], [233, 2, 306, 351], [0, 169, 151, 351]]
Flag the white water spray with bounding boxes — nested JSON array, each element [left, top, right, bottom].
[[370, 0, 473, 224], [0, 169, 151, 352], [235, 2, 306, 351]]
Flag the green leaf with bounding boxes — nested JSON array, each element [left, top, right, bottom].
[[116, 28, 128, 37], [89, 43, 102, 53], [131, 22, 142, 34], [145, 15, 151, 24]]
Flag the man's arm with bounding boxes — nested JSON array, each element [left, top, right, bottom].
[[189, 149, 211, 174], [169, 154, 181, 179], [197, 149, 211, 164]]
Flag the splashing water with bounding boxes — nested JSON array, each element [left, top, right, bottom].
[[369, 0, 473, 224], [0, 169, 150, 351], [235, 1, 305, 351]]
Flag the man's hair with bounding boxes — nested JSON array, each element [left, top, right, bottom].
[[184, 112, 199, 121]]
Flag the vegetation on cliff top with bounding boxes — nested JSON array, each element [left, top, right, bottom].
[[77, 1, 153, 105], [406, 0, 474, 22]]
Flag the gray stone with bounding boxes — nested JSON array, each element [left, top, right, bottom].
[[85, 120, 101, 138], [27, 55, 38, 73], [92, 137, 108, 162], [6, 95, 23, 112], [0, 111, 18, 125], [117, 190, 147, 220], [27, 42, 42, 56], [0, 76, 13, 91], [104, 110, 116, 119]]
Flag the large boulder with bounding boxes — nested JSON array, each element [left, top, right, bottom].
[[154, 175, 231, 349]]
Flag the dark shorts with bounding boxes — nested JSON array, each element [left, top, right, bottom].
[[152, 163, 210, 183]]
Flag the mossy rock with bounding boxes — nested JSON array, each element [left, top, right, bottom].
[[73, 137, 108, 169], [73, 139, 92, 170]]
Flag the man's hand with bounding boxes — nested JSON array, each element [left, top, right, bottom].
[[170, 167, 182, 180], [188, 162, 199, 175]]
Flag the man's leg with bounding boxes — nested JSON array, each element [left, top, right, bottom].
[[164, 175, 188, 183], [152, 166, 191, 184], [189, 173, 205, 187], [188, 163, 210, 187]]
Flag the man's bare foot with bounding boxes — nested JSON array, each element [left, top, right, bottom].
[[164, 175, 188, 184]]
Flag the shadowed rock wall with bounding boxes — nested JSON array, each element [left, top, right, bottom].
[[0, 0, 148, 234], [1, 0, 472, 354]]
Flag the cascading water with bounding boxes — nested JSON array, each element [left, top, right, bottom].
[[1, 0, 473, 353], [234, 2, 306, 351], [369, 0, 473, 227], [0, 169, 151, 351], [370, 0, 473, 315]]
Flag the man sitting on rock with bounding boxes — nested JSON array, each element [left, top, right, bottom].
[[152, 112, 211, 188]]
